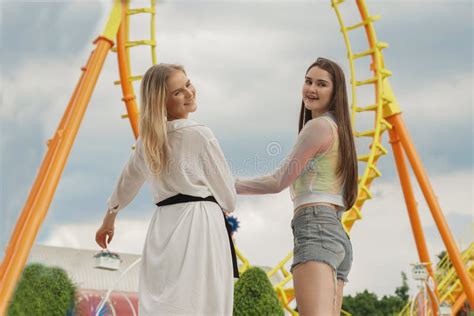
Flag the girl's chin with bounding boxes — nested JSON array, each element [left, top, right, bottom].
[[304, 104, 317, 111], [304, 103, 327, 112], [187, 105, 197, 113]]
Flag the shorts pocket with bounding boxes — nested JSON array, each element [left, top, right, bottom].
[[319, 223, 345, 254]]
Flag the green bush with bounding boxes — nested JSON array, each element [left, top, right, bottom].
[[8, 263, 77, 316], [233, 267, 284, 316]]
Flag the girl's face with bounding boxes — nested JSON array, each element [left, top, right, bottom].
[[302, 66, 334, 116], [166, 70, 197, 120]]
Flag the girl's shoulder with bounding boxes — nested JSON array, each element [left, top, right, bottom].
[[321, 111, 337, 125], [304, 115, 334, 131], [175, 120, 216, 143], [191, 125, 216, 143], [312, 112, 338, 133], [301, 115, 338, 144]]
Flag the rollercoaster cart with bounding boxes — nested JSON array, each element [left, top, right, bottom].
[[0, 1, 472, 315]]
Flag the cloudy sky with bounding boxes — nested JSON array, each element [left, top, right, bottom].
[[1, 0, 472, 298]]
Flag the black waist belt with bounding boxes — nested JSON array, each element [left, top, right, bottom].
[[156, 194, 239, 278]]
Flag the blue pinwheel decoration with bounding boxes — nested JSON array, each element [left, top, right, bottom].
[[226, 215, 240, 234]]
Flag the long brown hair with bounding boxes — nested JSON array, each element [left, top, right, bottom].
[[139, 63, 186, 175], [298, 58, 358, 210]]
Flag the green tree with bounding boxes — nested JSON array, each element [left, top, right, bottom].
[[395, 271, 409, 302], [342, 290, 381, 316], [233, 267, 284, 316], [378, 294, 406, 315], [342, 272, 410, 316], [437, 250, 447, 262], [7, 263, 77, 316]]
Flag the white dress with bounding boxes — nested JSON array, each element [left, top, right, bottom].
[[106, 118, 236, 316]]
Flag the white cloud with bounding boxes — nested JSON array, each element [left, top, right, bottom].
[[1, 52, 130, 137], [42, 213, 150, 255], [397, 73, 472, 123]]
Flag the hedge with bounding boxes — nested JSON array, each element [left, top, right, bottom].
[[234, 267, 284, 316], [8, 263, 77, 316]]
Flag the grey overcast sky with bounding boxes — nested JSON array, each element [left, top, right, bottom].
[[1, 0, 472, 298]]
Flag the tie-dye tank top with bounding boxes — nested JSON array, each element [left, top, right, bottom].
[[290, 113, 345, 211]]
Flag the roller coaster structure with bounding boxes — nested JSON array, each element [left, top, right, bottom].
[[1, 1, 472, 315]]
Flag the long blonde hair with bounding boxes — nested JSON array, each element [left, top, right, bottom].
[[298, 58, 358, 210], [139, 63, 186, 175]]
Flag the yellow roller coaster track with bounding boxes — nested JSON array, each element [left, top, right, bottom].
[[436, 243, 474, 306], [113, 0, 157, 138], [0, 1, 472, 315]]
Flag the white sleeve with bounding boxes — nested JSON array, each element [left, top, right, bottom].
[[201, 135, 237, 212], [106, 139, 147, 213], [235, 117, 335, 195]]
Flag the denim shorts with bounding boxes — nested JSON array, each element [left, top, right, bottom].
[[290, 204, 353, 283]]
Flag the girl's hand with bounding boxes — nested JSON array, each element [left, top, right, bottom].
[[95, 212, 116, 249]]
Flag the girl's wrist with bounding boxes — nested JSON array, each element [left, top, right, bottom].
[[104, 211, 117, 223]]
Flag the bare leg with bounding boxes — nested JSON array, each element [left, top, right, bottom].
[[334, 279, 345, 316], [293, 261, 336, 316]]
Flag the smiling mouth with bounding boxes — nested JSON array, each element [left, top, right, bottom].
[[184, 99, 194, 105]]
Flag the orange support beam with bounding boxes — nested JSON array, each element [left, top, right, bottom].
[[0, 36, 114, 315], [388, 125, 434, 274], [388, 121, 439, 309], [0, 50, 90, 281], [451, 293, 467, 315], [387, 113, 474, 307]]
